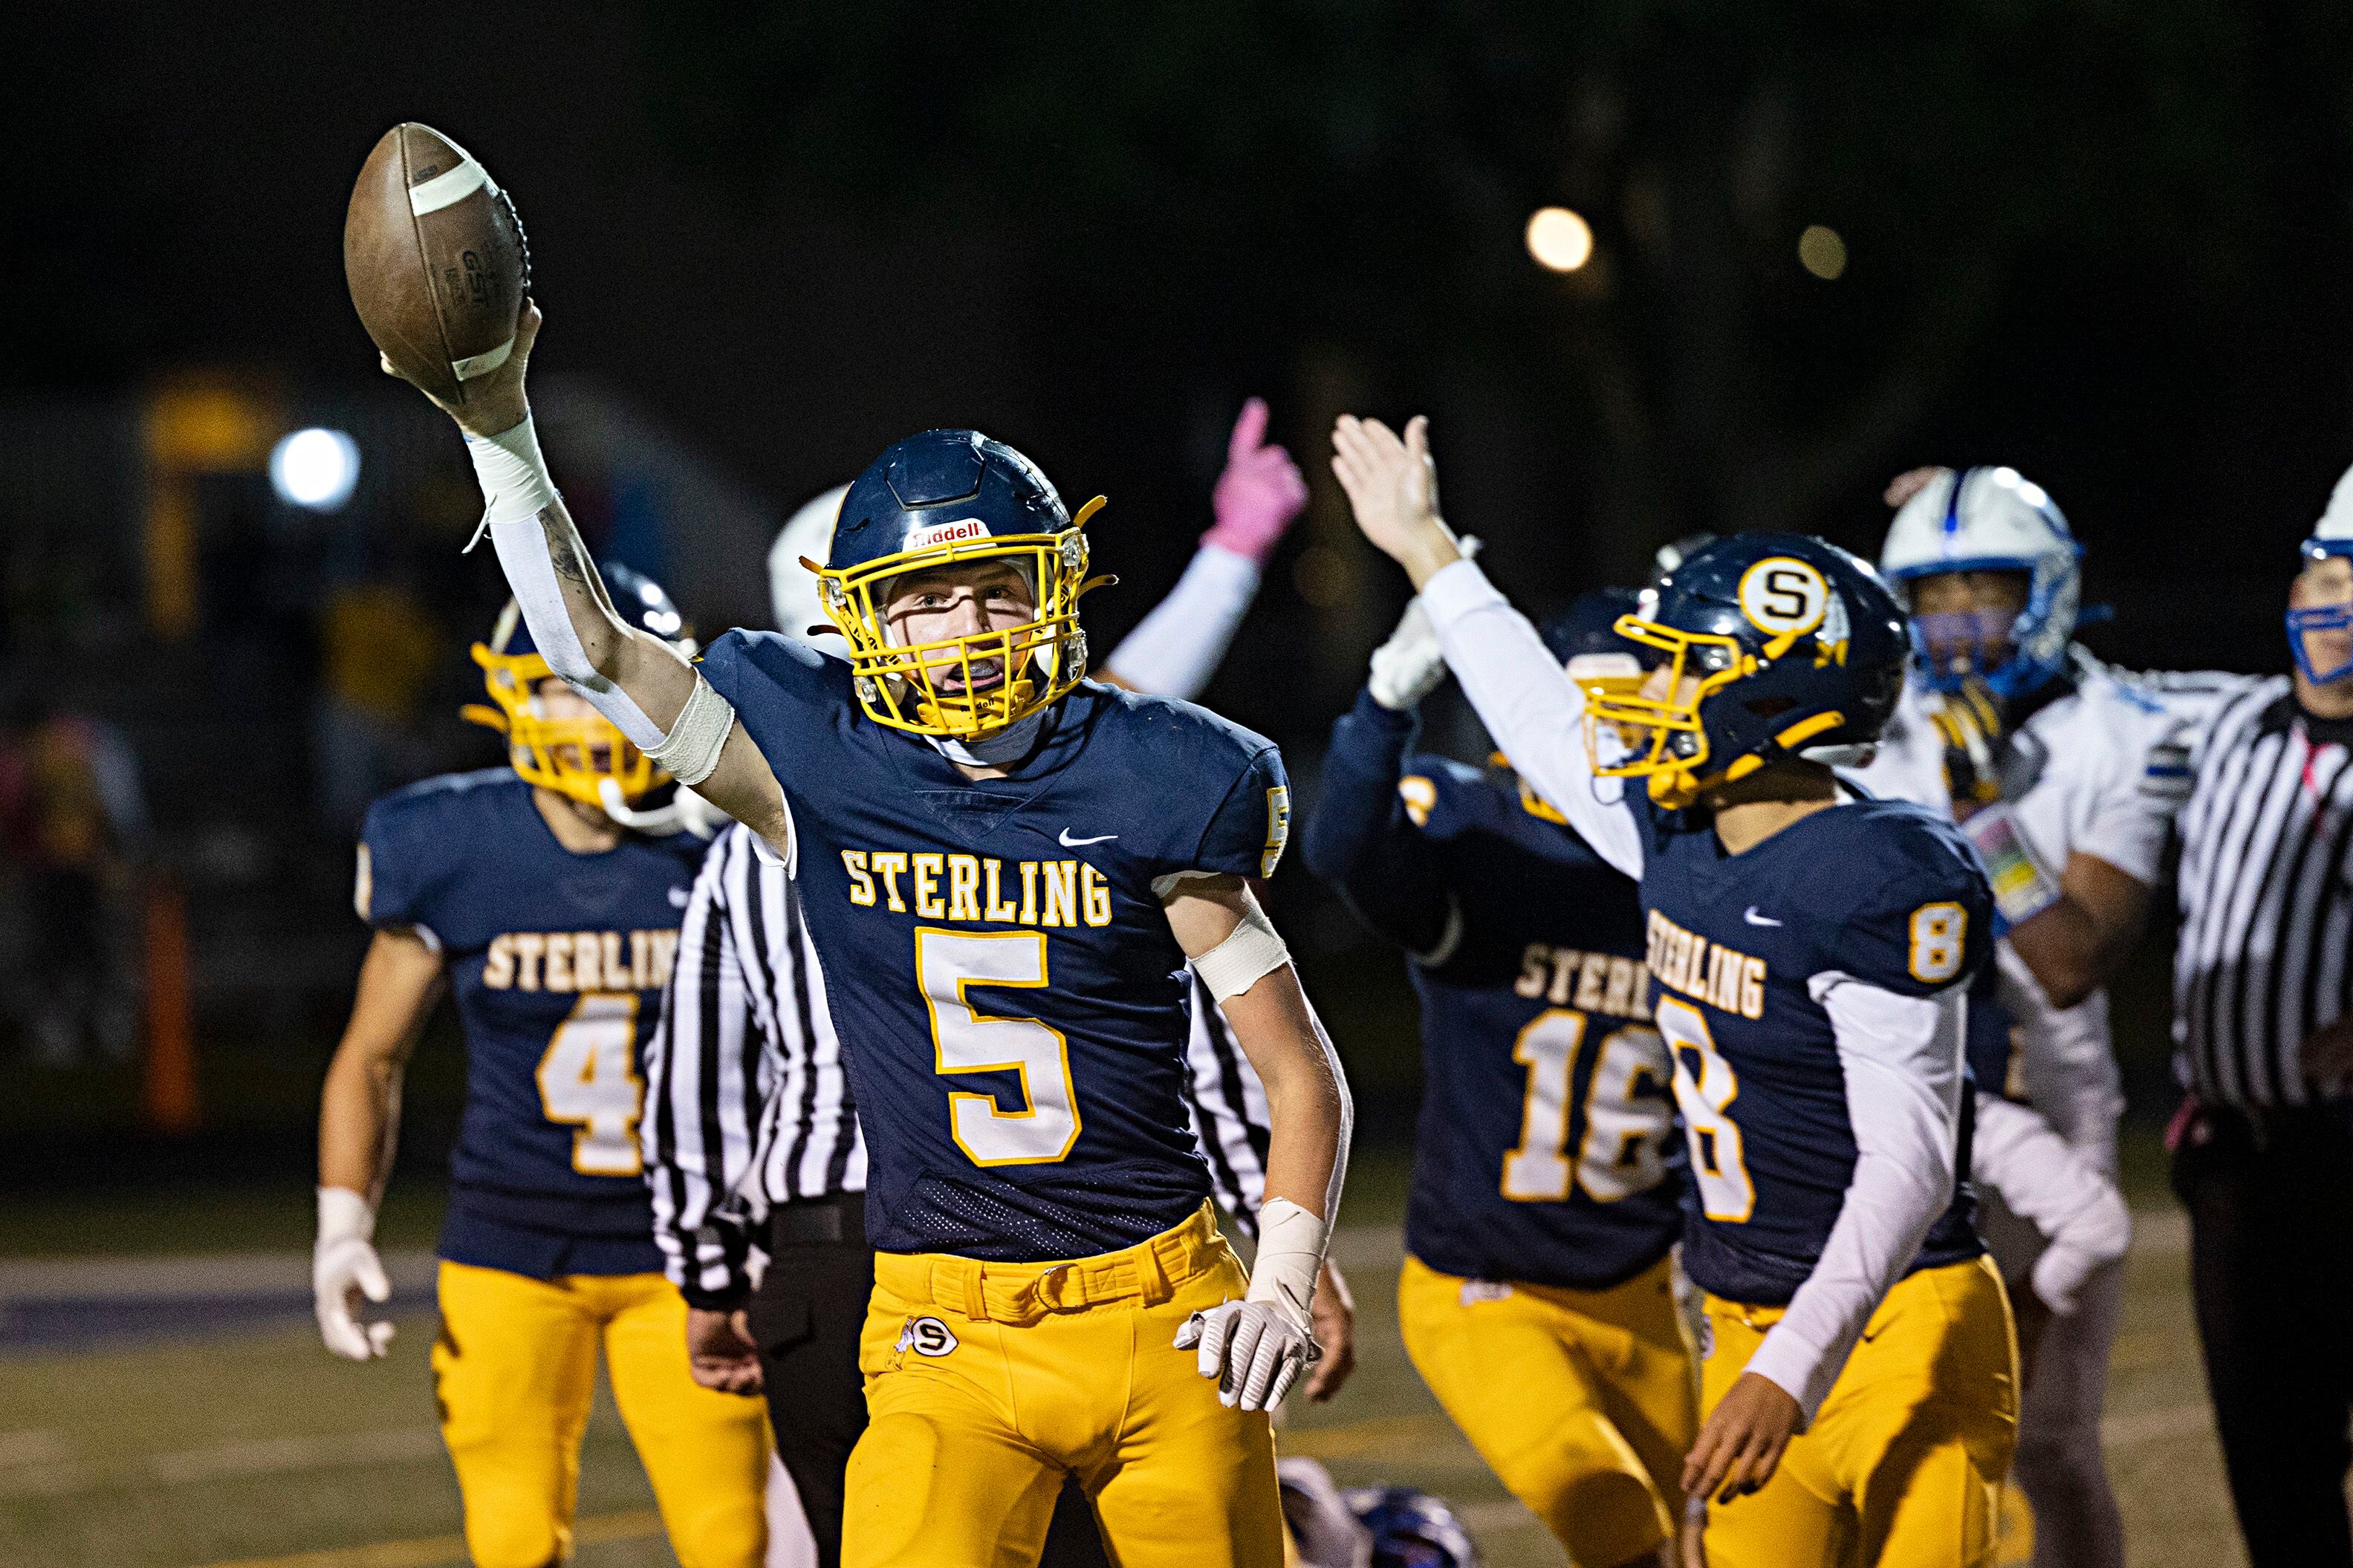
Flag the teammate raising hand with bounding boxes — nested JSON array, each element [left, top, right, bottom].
[[1334, 414, 2014, 1568]]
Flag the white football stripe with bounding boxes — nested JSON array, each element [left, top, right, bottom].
[[408, 156, 496, 216], [451, 334, 515, 381]]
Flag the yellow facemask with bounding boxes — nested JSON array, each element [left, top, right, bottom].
[[812, 497, 1114, 741], [1580, 614, 1848, 808], [1580, 615, 1756, 809], [463, 636, 667, 812]]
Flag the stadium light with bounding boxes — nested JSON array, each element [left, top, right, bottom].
[[1799, 225, 1849, 281], [1525, 206, 1594, 273], [270, 427, 361, 510]]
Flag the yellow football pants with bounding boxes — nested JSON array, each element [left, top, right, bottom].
[[843, 1202, 1284, 1568], [1398, 1252, 1695, 1567], [1697, 1255, 2019, 1568], [432, 1261, 770, 1568]]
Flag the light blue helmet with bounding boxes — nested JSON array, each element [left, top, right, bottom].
[[1880, 466, 2081, 699]]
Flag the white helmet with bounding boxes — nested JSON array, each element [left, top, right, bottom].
[[1879, 465, 2081, 698], [2288, 461, 2353, 683], [769, 484, 850, 654]]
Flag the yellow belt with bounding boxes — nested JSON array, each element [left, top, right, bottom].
[[874, 1202, 1227, 1327]]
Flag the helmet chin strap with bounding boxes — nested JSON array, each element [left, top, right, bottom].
[[595, 778, 724, 839]]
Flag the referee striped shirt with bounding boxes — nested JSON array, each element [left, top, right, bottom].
[[2173, 674, 2353, 1108], [643, 822, 1275, 1301]]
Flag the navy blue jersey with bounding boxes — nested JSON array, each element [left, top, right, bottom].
[[1302, 693, 1681, 1289], [357, 770, 707, 1278], [698, 633, 1289, 1261], [1632, 793, 1991, 1306]]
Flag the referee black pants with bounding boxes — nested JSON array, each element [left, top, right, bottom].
[[747, 1191, 1111, 1568], [2172, 1101, 2353, 1568]]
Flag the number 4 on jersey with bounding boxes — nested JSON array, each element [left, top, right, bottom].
[[537, 993, 645, 1176]]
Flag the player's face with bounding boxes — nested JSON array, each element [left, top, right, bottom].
[[1909, 568, 2031, 683], [536, 677, 615, 772], [2290, 555, 2353, 684], [882, 561, 1039, 693]]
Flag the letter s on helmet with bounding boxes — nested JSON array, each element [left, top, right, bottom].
[[1879, 465, 2081, 698], [817, 429, 1112, 741], [1582, 533, 1908, 808]]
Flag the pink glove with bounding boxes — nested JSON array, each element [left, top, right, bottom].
[[1204, 397, 1308, 565]]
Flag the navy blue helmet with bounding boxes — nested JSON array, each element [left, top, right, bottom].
[[1585, 532, 1907, 807], [814, 429, 1109, 740], [1541, 587, 1653, 667], [1345, 1486, 1481, 1568]]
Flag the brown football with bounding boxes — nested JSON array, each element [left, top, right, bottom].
[[343, 123, 531, 406]]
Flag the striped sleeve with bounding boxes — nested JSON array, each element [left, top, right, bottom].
[[644, 830, 773, 1306], [1181, 969, 1273, 1237]]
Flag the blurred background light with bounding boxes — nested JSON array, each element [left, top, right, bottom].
[[1525, 206, 1594, 273], [268, 427, 360, 510], [1798, 224, 1849, 280]]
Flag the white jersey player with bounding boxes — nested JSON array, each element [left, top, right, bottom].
[[1849, 464, 2181, 1568]]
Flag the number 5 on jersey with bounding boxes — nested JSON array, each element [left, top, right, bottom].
[[918, 928, 1082, 1166]]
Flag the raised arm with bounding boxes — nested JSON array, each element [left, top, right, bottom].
[[389, 303, 788, 852], [1163, 875, 1351, 1412], [1330, 414, 1644, 877], [1100, 397, 1307, 699]]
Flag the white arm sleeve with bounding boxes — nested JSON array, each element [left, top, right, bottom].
[[1417, 559, 1645, 876], [1745, 975, 1965, 1421], [1969, 1091, 2131, 1314], [1101, 544, 1263, 701], [484, 515, 669, 753]]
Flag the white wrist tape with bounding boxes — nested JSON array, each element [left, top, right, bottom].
[[1245, 1196, 1327, 1328], [464, 414, 560, 531], [1194, 900, 1291, 1001], [317, 1186, 376, 1246], [648, 674, 737, 787]]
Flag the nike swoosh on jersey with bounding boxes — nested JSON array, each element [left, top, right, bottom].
[[1742, 907, 1783, 927], [1058, 830, 1118, 848]]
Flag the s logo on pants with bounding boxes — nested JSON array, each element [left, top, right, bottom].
[[898, 1316, 960, 1357]]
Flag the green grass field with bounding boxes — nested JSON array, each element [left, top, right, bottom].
[[0, 1148, 2244, 1568]]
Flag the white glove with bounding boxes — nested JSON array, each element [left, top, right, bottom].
[[1176, 1195, 1328, 1411], [1177, 1299, 1317, 1411], [1367, 601, 1444, 712], [314, 1186, 395, 1361], [1366, 538, 1477, 712], [1969, 1095, 2131, 1315], [2031, 1239, 2114, 1318]]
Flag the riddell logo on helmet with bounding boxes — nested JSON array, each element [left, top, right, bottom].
[[908, 517, 991, 548]]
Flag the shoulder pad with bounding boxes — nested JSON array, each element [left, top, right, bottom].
[[357, 769, 516, 928]]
